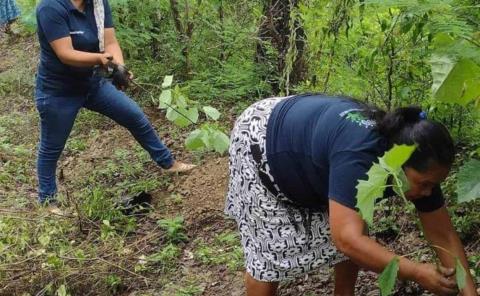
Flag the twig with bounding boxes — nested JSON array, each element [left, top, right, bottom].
[[431, 244, 456, 258], [57, 255, 148, 281], [0, 214, 41, 222], [0, 254, 42, 267], [97, 257, 148, 281]]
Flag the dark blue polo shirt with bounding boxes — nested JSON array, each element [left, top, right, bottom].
[[266, 94, 444, 212], [36, 0, 113, 95]]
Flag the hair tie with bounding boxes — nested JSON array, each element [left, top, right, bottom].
[[419, 111, 427, 120]]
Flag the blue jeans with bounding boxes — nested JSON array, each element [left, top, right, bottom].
[[35, 80, 173, 203]]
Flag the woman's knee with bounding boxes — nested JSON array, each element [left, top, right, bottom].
[[38, 142, 66, 160]]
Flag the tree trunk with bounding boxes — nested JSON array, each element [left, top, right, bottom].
[[169, 0, 202, 78], [256, 0, 306, 94], [219, 0, 226, 62]]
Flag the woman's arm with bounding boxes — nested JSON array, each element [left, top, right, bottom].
[[419, 206, 478, 295], [329, 200, 417, 278], [50, 37, 112, 67], [329, 199, 458, 295], [104, 28, 124, 65]]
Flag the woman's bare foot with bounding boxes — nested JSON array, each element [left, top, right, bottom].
[[163, 160, 197, 173]]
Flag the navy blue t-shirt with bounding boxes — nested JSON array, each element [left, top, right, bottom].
[[36, 0, 113, 95], [266, 94, 444, 212]]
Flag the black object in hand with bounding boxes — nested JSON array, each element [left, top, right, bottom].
[[111, 64, 130, 89]]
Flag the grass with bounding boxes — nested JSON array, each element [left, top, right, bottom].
[[193, 230, 243, 271]]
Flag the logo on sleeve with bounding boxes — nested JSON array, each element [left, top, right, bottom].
[[70, 31, 85, 35], [339, 109, 376, 129]]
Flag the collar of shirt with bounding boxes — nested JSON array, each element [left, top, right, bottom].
[[66, 0, 93, 12]]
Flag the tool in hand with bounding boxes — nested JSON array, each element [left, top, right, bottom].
[[95, 60, 196, 125]]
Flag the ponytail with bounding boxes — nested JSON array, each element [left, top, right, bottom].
[[376, 107, 455, 171]]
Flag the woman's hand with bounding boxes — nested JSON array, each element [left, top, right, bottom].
[[98, 52, 113, 67], [414, 263, 458, 295]]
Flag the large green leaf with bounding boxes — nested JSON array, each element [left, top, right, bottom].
[[380, 144, 416, 173], [203, 106, 221, 121], [356, 163, 389, 225], [432, 32, 455, 49], [185, 129, 206, 151], [455, 257, 467, 291], [162, 75, 174, 89], [461, 78, 480, 105], [431, 57, 480, 105], [378, 257, 400, 296], [158, 89, 172, 109], [173, 107, 198, 128], [212, 131, 230, 154], [175, 93, 189, 109], [456, 159, 480, 203], [431, 55, 455, 95], [166, 106, 179, 122]]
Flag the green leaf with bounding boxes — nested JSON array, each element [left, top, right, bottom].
[[56, 284, 68, 296], [200, 126, 214, 149], [38, 234, 51, 247], [432, 33, 455, 49], [456, 159, 480, 203], [212, 131, 230, 154], [356, 163, 389, 225], [378, 257, 400, 296], [166, 106, 179, 122], [162, 75, 173, 89], [455, 257, 467, 291], [203, 106, 221, 121], [431, 57, 480, 105], [380, 144, 416, 173], [173, 107, 198, 128], [185, 130, 206, 151], [461, 78, 480, 105], [431, 55, 456, 95], [158, 89, 172, 109], [176, 94, 188, 109]]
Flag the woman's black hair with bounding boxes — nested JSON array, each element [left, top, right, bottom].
[[368, 105, 455, 171]]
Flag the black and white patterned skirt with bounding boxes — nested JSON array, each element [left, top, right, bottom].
[[225, 97, 346, 282]]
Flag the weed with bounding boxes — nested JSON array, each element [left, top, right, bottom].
[[175, 283, 204, 296], [146, 243, 181, 272], [80, 187, 121, 221], [170, 193, 184, 205], [194, 231, 244, 271], [105, 274, 122, 294], [65, 137, 88, 154], [157, 216, 188, 243]]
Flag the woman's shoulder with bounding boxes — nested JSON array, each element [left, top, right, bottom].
[[36, 0, 69, 14]]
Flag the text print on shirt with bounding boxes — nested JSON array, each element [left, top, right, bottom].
[[340, 108, 376, 129]]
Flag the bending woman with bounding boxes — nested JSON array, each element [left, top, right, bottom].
[[225, 94, 478, 295], [35, 0, 195, 205]]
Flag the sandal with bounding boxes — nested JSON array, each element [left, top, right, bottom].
[[163, 161, 197, 173]]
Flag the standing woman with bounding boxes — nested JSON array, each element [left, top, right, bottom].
[[35, 0, 195, 205], [0, 0, 21, 34], [225, 94, 478, 295]]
